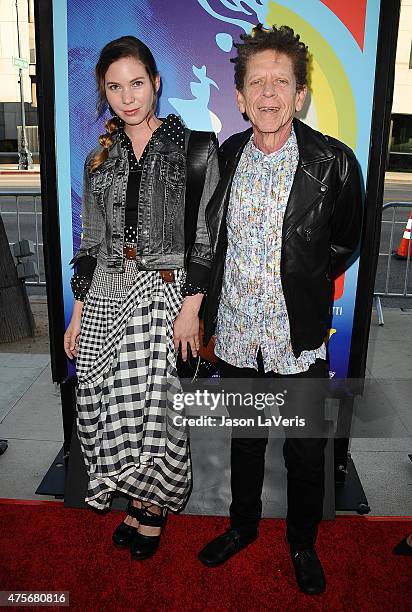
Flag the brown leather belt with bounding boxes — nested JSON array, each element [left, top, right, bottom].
[[158, 270, 175, 283], [123, 244, 175, 283], [123, 244, 137, 259]]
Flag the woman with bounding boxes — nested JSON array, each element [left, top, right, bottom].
[[63, 36, 219, 560]]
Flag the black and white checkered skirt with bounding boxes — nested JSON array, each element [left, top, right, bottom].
[[75, 260, 191, 512]]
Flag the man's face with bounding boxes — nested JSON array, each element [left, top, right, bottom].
[[236, 49, 307, 137]]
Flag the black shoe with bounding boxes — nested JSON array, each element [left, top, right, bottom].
[[291, 549, 326, 595], [130, 503, 166, 560], [112, 501, 141, 548], [393, 536, 412, 556], [198, 528, 257, 567]]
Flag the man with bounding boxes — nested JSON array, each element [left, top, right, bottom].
[[198, 24, 362, 595]]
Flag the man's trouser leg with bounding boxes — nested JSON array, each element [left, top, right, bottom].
[[219, 355, 328, 547], [219, 358, 268, 537], [280, 358, 329, 551]]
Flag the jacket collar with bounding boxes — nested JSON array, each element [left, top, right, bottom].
[[107, 137, 124, 161], [292, 118, 335, 166], [106, 114, 185, 161], [226, 118, 335, 166]]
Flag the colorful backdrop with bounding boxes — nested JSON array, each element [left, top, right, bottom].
[[53, 0, 381, 378]]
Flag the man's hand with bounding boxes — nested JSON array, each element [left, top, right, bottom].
[[173, 294, 203, 361]]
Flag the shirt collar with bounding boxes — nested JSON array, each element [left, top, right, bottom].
[[118, 113, 185, 151], [249, 125, 297, 162]]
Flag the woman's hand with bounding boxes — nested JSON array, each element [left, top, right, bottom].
[[64, 300, 84, 359], [173, 294, 203, 361]]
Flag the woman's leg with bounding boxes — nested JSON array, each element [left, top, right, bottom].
[[130, 500, 167, 560], [123, 499, 142, 528], [137, 501, 166, 536], [112, 498, 142, 547]]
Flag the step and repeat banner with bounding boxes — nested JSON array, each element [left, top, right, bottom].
[[53, 0, 382, 379]]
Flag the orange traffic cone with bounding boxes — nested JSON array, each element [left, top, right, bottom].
[[393, 211, 412, 260]]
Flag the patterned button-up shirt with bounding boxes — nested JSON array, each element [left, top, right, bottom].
[[215, 129, 326, 374]]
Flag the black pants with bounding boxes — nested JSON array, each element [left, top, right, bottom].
[[219, 351, 329, 551]]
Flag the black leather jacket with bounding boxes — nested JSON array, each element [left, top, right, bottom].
[[203, 118, 363, 357]]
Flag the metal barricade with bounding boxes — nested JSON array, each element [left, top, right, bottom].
[[374, 201, 412, 325], [0, 190, 44, 285]]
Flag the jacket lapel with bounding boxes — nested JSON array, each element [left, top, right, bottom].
[[218, 127, 252, 212], [206, 128, 251, 244], [282, 119, 335, 242]]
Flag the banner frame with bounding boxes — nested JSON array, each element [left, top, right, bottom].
[[347, 0, 401, 379], [34, 0, 67, 384], [34, 0, 402, 476]]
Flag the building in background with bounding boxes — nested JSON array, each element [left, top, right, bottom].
[[0, 0, 38, 164], [0, 0, 409, 170], [389, 0, 412, 171]]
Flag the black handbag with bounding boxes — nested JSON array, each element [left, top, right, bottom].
[[176, 321, 219, 384]]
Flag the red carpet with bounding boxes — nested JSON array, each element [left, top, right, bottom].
[[0, 500, 410, 611]]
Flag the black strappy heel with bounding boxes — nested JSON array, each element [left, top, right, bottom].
[[112, 500, 141, 548], [130, 502, 166, 560]]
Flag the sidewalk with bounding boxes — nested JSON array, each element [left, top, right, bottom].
[[0, 164, 40, 175], [0, 304, 411, 514], [385, 171, 412, 184]]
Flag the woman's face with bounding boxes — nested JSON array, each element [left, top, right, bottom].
[[104, 56, 160, 127]]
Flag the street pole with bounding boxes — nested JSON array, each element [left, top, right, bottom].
[[15, 0, 33, 170]]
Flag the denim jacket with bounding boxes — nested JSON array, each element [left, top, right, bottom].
[[70, 124, 219, 276]]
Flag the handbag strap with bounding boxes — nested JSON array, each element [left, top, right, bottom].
[[184, 129, 213, 267]]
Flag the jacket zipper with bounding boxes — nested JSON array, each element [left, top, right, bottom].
[[284, 193, 324, 243], [304, 228, 312, 242]]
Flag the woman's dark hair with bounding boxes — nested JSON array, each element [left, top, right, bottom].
[[231, 24, 309, 92], [91, 36, 159, 171]]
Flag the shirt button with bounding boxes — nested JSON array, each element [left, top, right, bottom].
[[141, 258, 146, 264], [320, 185, 327, 192]]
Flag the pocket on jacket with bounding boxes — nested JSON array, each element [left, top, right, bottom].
[[296, 221, 331, 244], [90, 169, 114, 193], [159, 159, 184, 190]]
